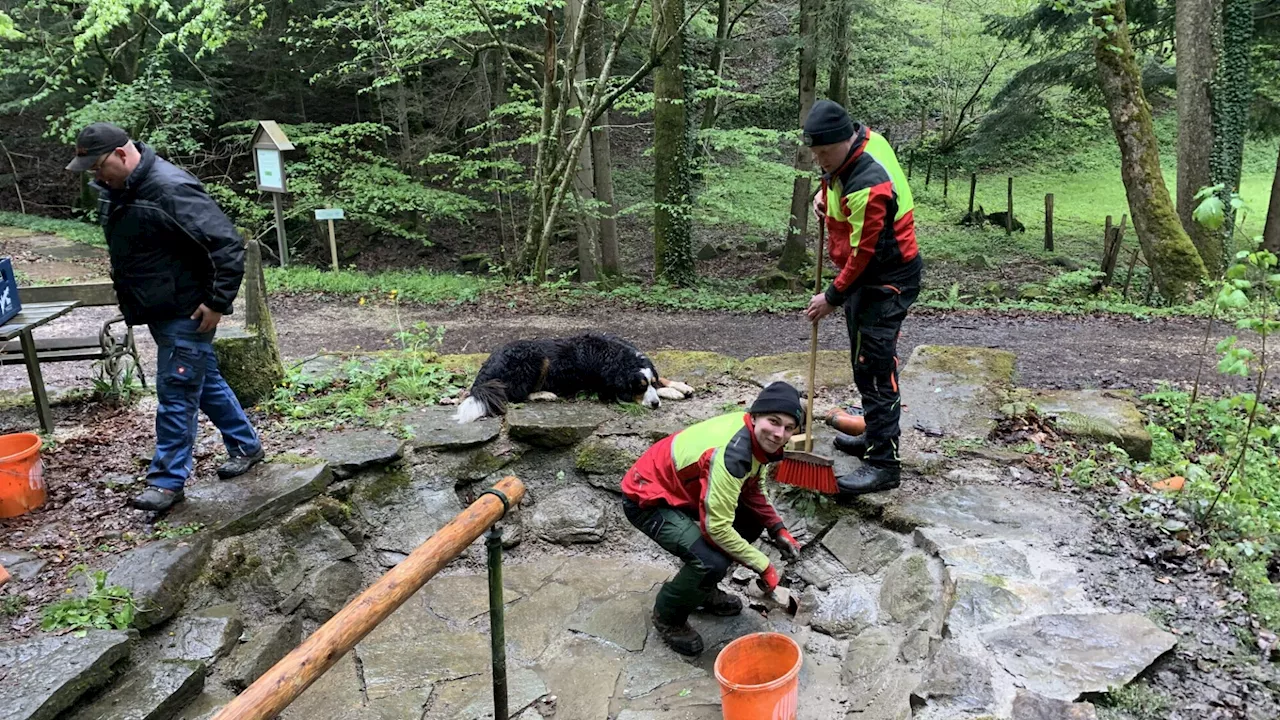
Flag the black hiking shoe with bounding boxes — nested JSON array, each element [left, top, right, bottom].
[[132, 486, 185, 512], [217, 448, 265, 479], [832, 433, 867, 459], [696, 587, 743, 617], [652, 612, 705, 656], [837, 463, 901, 495]]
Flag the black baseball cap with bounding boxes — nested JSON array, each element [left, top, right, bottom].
[[66, 122, 130, 172]]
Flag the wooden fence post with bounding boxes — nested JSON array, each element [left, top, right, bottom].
[[1005, 177, 1013, 235], [943, 166, 949, 204], [925, 156, 934, 187], [1044, 193, 1054, 251], [907, 151, 914, 179], [968, 173, 977, 216]]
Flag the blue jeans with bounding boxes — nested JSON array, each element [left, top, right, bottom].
[[146, 318, 261, 491]]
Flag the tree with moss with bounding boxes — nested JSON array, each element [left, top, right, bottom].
[[1091, 0, 1207, 301], [778, 0, 819, 277], [653, 0, 697, 286]]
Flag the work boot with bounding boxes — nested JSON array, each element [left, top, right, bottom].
[[652, 612, 705, 656], [131, 486, 184, 512], [837, 463, 901, 495], [217, 448, 265, 480], [696, 587, 743, 617], [832, 433, 867, 459]]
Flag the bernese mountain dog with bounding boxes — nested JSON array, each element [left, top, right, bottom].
[[455, 332, 685, 423]]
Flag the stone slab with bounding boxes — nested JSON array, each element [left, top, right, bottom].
[[67, 660, 205, 720], [648, 350, 738, 381], [821, 516, 907, 576], [879, 552, 939, 625], [507, 404, 615, 448], [0, 630, 134, 720], [277, 653, 369, 720], [531, 486, 609, 544], [420, 574, 522, 622], [811, 581, 879, 639], [506, 582, 582, 661], [621, 650, 707, 699], [534, 637, 625, 720], [369, 483, 463, 556], [1011, 690, 1099, 719], [983, 613, 1177, 701], [309, 430, 405, 477], [567, 591, 651, 651], [225, 616, 302, 692], [575, 436, 642, 476], [1033, 389, 1152, 460], [887, 485, 1077, 541], [161, 604, 243, 664], [424, 667, 547, 719], [400, 406, 501, 450], [103, 536, 212, 630], [301, 560, 363, 621], [356, 597, 483, 712], [0, 549, 46, 583], [898, 345, 1016, 439], [733, 351, 853, 392], [167, 463, 333, 540]]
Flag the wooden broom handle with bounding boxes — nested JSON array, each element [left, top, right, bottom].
[[805, 221, 824, 452]]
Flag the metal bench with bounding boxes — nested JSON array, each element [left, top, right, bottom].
[[0, 282, 146, 389]]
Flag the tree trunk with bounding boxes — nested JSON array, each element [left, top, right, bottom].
[[779, 0, 819, 276], [653, 0, 696, 286], [1264, 143, 1280, 254], [699, 0, 731, 133], [567, 0, 599, 283], [1176, 0, 1219, 270], [585, 1, 620, 275], [1210, 0, 1253, 247], [516, 7, 560, 280], [395, 81, 412, 169], [1093, 0, 1207, 302], [826, 0, 852, 108]]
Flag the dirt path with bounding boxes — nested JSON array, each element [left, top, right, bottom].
[[0, 293, 1244, 401], [270, 296, 1237, 393]]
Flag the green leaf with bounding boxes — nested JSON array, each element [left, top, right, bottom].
[[1193, 195, 1226, 230]]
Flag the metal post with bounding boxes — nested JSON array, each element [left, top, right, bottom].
[[273, 192, 289, 267], [487, 524, 508, 720]]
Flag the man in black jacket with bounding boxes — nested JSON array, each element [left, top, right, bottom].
[[68, 122, 264, 512]]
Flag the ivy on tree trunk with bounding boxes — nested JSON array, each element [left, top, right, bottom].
[[653, 0, 696, 286]]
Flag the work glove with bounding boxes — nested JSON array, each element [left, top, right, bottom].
[[757, 564, 780, 593], [769, 524, 802, 562]]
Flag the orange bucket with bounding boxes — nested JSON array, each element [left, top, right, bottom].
[[713, 632, 802, 720], [0, 433, 45, 518]]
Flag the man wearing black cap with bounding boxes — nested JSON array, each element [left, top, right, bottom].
[[800, 100, 923, 495], [620, 382, 805, 655], [68, 122, 264, 512]]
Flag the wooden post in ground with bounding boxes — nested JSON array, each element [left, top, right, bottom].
[[1005, 177, 1013, 235], [1121, 246, 1142, 299], [1102, 214, 1128, 286], [327, 219, 339, 271], [925, 156, 933, 187], [1044, 193, 1054, 251], [943, 166, 949, 204], [210, 477, 527, 720], [272, 193, 289, 267], [968, 173, 977, 216], [1103, 215, 1114, 263], [907, 150, 914, 179]]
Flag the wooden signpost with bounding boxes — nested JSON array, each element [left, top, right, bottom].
[[315, 208, 345, 271], [250, 121, 295, 267]]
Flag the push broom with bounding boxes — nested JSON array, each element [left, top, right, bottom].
[[773, 221, 838, 494]]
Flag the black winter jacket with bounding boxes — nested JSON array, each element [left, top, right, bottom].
[[95, 142, 244, 326]]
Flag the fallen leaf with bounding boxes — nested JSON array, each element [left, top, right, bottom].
[[1151, 475, 1185, 492]]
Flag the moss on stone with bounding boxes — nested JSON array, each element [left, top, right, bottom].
[[314, 495, 354, 527], [735, 351, 854, 389], [438, 353, 490, 375], [280, 506, 326, 538], [268, 453, 324, 466], [450, 447, 511, 483], [913, 346, 1016, 385], [214, 332, 284, 408], [358, 468, 411, 503], [575, 437, 639, 476], [649, 350, 738, 381]]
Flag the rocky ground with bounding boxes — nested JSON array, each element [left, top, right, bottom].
[[2, 339, 1277, 720]]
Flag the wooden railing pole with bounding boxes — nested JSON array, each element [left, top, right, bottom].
[[212, 476, 527, 720]]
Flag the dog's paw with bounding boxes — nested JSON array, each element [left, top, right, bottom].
[[527, 391, 560, 402], [663, 380, 695, 396], [439, 396, 460, 406], [656, 386, 686, 401]]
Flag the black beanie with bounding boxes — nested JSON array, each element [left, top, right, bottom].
[[803, 100, 854, 147], [750, 382, 804, 426]]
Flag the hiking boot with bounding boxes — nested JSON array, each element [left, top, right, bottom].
[[696, 587, 743, 617], [652, 612, 705, 656], [837, 463, 901, 495], [832, 433, 867, 459], [217, 448, 265, 480], [132, 486, 184, 512]]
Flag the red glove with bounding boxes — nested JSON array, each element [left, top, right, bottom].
[[769, 525, 802, 561], [757, 564, 780, 592]]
